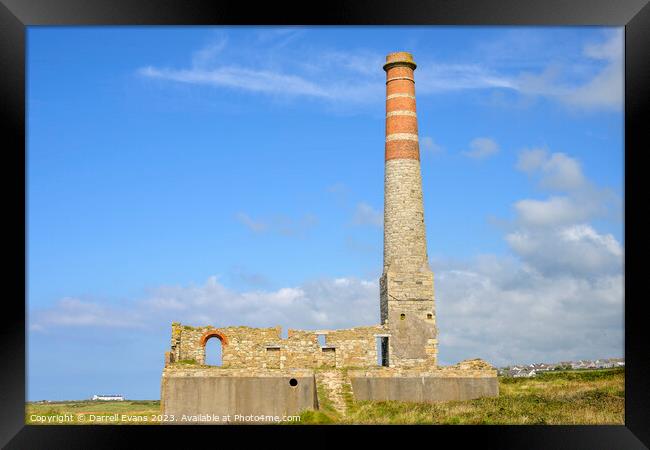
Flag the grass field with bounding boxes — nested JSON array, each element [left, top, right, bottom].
[[26, 400, 161, 425], [299, 368, 625, 424], [26, 368, 624, 425]]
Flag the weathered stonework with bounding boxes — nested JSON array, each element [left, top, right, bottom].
[[167, 323, 387, 370], [161, 52, 497, 420], [380, 52, 438, 369]]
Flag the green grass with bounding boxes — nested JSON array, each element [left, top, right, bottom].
[[26, 400, 161, 425], [301, 367, 625, 425], [26, 368, 624, 425], [306, 374, 343, 424], [176, 359, 198, 365]]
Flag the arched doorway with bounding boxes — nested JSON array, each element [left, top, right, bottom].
[[199, 330, 229, 366]]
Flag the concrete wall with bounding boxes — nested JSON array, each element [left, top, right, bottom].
[[161, 369, 317, 423], [350, 375, 498, 403]]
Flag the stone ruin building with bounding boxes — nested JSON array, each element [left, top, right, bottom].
[[161, 52, 498, 422]]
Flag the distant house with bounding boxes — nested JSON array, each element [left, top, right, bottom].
[[498, 357, 624, 377], [572, 360, 588, 370], [92, 394, 125, 401]]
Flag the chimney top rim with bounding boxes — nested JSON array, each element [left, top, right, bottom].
[[383, 52, 417, 71]]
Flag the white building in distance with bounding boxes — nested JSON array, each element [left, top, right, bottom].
[[92, 394, 125, 401]]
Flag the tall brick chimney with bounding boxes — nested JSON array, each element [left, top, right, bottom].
[[380, 52, 438, 368]]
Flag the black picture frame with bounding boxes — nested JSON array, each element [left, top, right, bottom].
[[1, 0, 647, 447]]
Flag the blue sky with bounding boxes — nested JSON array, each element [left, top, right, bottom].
[[27, 26, 624, 400]]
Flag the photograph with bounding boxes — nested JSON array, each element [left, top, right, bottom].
[[23, 25, 626, 426]]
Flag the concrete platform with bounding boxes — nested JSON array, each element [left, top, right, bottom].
[[161, 366, 498, 423], [161, 368, 317, 423], [349, 373, 498, 403]]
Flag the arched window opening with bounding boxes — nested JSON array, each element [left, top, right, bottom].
[[205, 336, 223, 366], [199, 329, 228, 366]]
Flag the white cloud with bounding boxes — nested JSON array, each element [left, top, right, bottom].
[[138, 43, 518, 104], [564, 62, 623, 110], [139, 66, 331, 99], [462, 137, 499, 159], [515, 30, 623, 111], [351, 202, 382, 227], [326, 182, 347, 194], [235, 212, 318, 236], [517, 148, 585, 191], [516, 148, 547, 172], [584, 31, 622, 61], [415, 63, 516, 93], [30, 260, 623, 367], [513, 196, 591, 227], [516, 64, 622, 111], [513, 148, 618, 230], [31, 276, 379, 332], [434, 257, 623, 366], [276, 214, 319, 237], [137, 30, 622, 113], [191, 37, 228, 68], [421, 136, 444, 155], [506, 224, 623, 277], [235, 212, 268, 233], [509, 145, 623, 277], [31, 297, 144, 330]]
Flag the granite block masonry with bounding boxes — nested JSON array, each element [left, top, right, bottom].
[[161, 52, 498, 423], [381, 51, 438, 369]]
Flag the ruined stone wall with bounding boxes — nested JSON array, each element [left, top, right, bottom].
[[348, 359, 497, 378], [167, 323, 387, 370], [325, 326, 385, 368], [283, 330, 321, 368], [171, 324, 283, 367]]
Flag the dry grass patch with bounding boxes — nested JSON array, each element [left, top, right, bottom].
[[303, 368, 624, 425]]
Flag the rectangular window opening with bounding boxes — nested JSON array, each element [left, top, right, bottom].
[[266, 347, 280, 369], [381, 337, 389, 367]]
